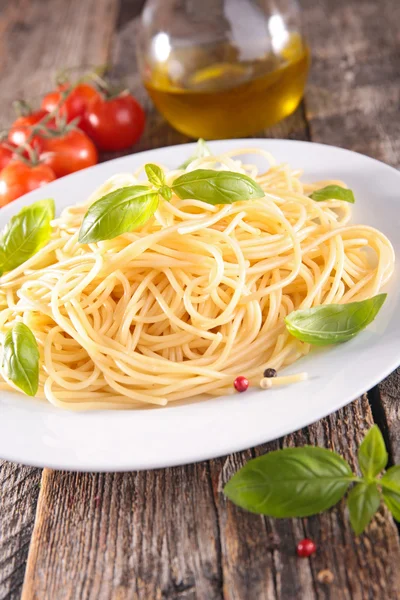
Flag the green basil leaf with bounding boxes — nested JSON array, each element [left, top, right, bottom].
[[358, 425, 388, 479], [381, 466, 400, 521], [285, 294, 387, 346], [347, 482, 381, 535], [172, 169, 264, 205], [178, 138, 212, 169], [2, 322, 39, 396], [0, 198, 55, 272], [310, 185, 355, 203], [159, 185, 172, 201], [224, 446, 354, 518], [145, 163, 165, 188], [79, 186, 159, 244]]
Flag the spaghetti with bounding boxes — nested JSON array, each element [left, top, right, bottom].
[[0, 148, 395, 409]]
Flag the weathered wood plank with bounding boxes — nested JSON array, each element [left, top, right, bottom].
[[302, 0, 400, 168], [0, 0, 119, 129], [0, 1, 120, 598], [0, 463, 41, 600], [377, 369, 400, 464], [22, 467, 223, 600]]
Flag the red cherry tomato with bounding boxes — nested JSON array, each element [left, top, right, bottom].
[[0, 160, 56, 207], [0, 143, 15, 172], [40, 129, 98, 178], [41, 83, 100, 124], [81, 92, 145, 151], [8, 109, 49, 153]]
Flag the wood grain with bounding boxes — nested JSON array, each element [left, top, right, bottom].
[[0, 0, 119, 128], [0, 463, 41, 600], [377, 369, 400, 464], [302, 0, 400, 168]]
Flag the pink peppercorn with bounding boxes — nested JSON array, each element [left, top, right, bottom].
[[234, 376, 249, 392]]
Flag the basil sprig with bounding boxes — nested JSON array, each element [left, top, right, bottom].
[[0, 198, 55, 273], [178, 138, 212, 170], [310, 184, 355, 203], [225, 426, 399, 535], [145, 164, 172, 200], [2, 322, 40, 396], [79, 165, 264, 243], [285, 294, 386, 345]]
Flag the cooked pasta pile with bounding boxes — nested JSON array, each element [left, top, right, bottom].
[[0, 148, 394, 409]]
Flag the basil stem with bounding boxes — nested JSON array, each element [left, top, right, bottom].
[[285, 294, 387, 346], [310, 185, 355, 203], [0, 198, 55, 273], [172, 169, 264, 205], [178, 138, 212, 170], [2, 322, 40, 396], [79, 186, 159, 244], [159, 185, 172, 201], [224, 447, 355, 518]]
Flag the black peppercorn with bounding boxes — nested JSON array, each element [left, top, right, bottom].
[[263, 368, 277, 378]]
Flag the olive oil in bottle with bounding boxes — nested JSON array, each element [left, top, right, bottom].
[[144, 34, 310, 139]]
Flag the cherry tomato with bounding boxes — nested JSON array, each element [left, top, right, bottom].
[[0, 143, 15, 172], [0, 161, 56, 207], [41, 83, 100, 124], [8, 109, 49, 153], [81, 92, 145, 151], [40, 129, 98, 178]]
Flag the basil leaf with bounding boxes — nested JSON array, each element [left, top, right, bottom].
[[381, 466, 400, 521], [79, 186, 159, 244], [285, 294, 387, 346], [2, 323, 39, 396], [310, 185, 355, 203], [358, 425, 388, 479], [347, 482, 381, 535], [172, 170, 264, 205], [159, 185, 172, 201], [0, 198, 55, 272], [145, 163, 165, 188], [224, 446, 354, 517], [178, 138, 212, 169]]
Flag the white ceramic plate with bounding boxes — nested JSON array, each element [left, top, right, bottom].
[[0, 140, 399, 471]]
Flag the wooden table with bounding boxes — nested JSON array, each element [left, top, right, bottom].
[[0, 0, 399, 598]]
